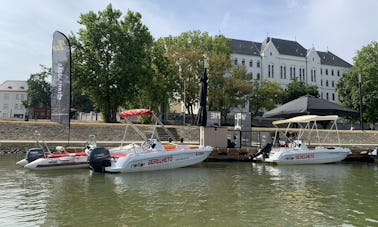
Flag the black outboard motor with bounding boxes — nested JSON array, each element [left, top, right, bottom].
[[88, 147, 112, 173], [253, 142, 273, 159], [26, 148, 45, 163]]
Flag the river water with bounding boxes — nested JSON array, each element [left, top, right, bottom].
[[1, 154, 378, 227]]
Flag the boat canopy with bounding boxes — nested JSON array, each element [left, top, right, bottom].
[[120, 109, 154, 119], [273, 115, 339, 126]]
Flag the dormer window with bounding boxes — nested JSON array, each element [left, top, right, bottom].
[[20, 86, 25, 89], [8, 86, 12, 89]]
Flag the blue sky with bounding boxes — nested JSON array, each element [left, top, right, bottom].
[[1, 0, 377, 82]]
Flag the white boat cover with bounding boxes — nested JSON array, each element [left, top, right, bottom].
[[273, 115, 339, 126]]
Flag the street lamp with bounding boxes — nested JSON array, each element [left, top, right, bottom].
[[359, 74, 363, 130], [178, 65, 185, 125]]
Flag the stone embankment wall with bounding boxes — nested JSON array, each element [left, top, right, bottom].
[[0, 120, 199, 153], [1, 120, 378, 154]]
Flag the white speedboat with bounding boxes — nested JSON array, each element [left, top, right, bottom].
[[89, 109, 213, 173], [257, 115, 351, 165]]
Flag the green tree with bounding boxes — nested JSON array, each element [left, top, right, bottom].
[[23, 66, 51, 119], [163, 31, 232, 123], [283, 78, 319, 103], [135, 38, 178, 119], [70, 5, 153, 122], [249, 80, 284, 116], [71, 87, 94, 113], [337, 41, 378, 123], [210, 65, 253, 122]]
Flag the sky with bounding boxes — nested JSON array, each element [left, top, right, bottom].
[[1, 0, 377, 82]]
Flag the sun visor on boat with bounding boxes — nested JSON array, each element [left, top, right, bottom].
[[273, 115, 339, 126]]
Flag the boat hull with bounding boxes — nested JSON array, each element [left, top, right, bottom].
[[104, 147, 212, 173], [23, 152, 89, 170], [264, 147, 351, 165]]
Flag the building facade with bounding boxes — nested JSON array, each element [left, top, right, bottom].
[[0, 80, 28, 119], [230, 37, 353, 103]]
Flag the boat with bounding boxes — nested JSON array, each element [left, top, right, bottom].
[[16, 31, 96, 170], [255, 115, 351, 164], [368, 147, 378, 162], [16, 134, 96, 170], [88, 109, 213, 173]]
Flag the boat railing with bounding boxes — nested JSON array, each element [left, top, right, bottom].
[[34, 130, 51, 156]]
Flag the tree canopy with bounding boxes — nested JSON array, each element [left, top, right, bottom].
[[162, 31, 233, 122], [23, 66, 51, 119], [283, 78, 319, 103], [337, 41, 378, 123], [249, 80, 284, 116], [70, 4, 153, 122]]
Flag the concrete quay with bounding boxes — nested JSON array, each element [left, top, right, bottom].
[[1, 120, 377, 162]]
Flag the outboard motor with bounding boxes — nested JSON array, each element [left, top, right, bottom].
[[88, 147, 112, 173], [26, 148, 45, 163], [253, 142, 273, 159]]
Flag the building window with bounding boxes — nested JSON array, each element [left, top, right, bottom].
[[21, 94, 25, 100], [4, 94, 9, 100], [326, 80, 329, 87], [268, 64, 274, 78], [234, 58, 238, 65], [242, 59, 245, 66], [300, 68, 306, 82], [256, 73, 260, 80], [332, 81, 335, 87], [280, 66, 283, 79], [332, 93, 335, 101], [270, 52, 272, 56], [326, 69, 328, 75], [310, 70, 313, 82], [290, 67, 293, 79], [326, 93, 329, 100], [15, 104, 18, 109], [249, 60, 253, 67], [321, 68, 323, 75], [3, 104, 9, 110], [311, 69, 316, 82], [257, 60, 260, 68], [337, 70, 340, 76], [331, 69, 334, 76], [284, 66, 287, 79], [321, 80, 323, 86]]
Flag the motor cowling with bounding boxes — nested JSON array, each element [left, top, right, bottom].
[[88, 147, 112, 173], [26, 148, 45, 163]]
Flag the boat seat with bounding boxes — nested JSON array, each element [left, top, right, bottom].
[[164, 145, 177, 151]]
